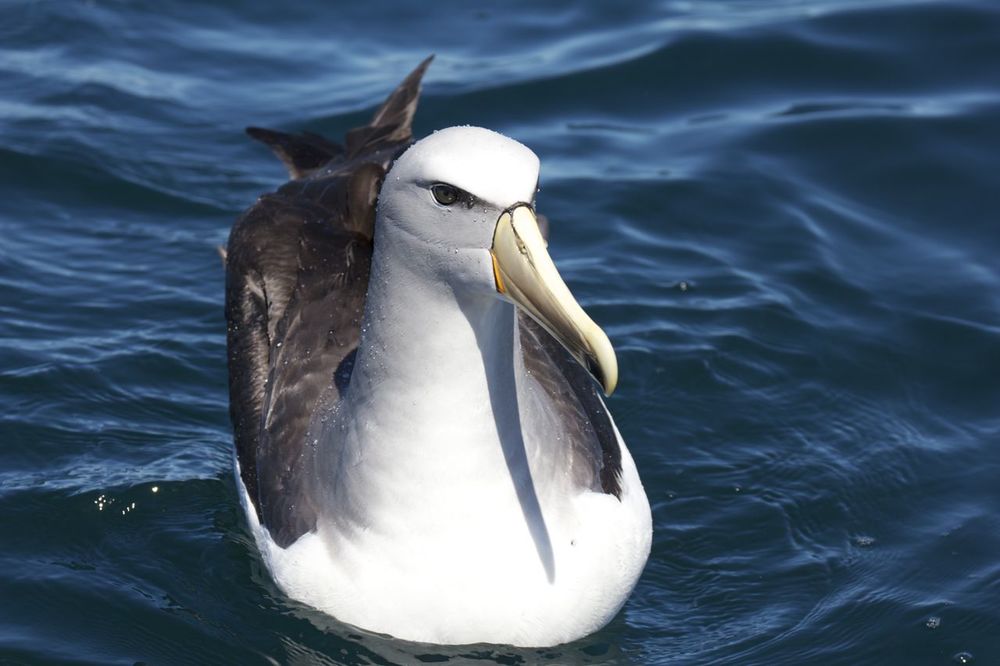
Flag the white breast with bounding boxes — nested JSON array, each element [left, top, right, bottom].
[[236, 426, 650, 647]]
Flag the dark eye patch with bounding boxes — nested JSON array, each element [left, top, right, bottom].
[[430, 183, 475, 208], [431, 183, 458, 205]]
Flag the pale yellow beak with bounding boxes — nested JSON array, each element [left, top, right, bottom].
[[490, 205, 618, 396]]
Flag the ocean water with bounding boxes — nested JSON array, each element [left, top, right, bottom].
[[2, 1, 999, 663]]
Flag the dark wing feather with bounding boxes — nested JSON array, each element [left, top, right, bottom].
[[518, 315, 623, 499], [344, 56, 433, 158], [256, 220, 371, 544], [245, 127, 344, 179], [225, 58, 432, 546]]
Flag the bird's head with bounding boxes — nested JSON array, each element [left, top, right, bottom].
[[377, 126, 617, 396]]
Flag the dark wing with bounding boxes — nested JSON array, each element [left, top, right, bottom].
[[244, 127, 344, 179], [516, 214, 621, 499], [518, 316, 623, 499], [225, 57, 432, 546]]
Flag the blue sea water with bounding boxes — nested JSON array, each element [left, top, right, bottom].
[[2, 1, 999, 663]]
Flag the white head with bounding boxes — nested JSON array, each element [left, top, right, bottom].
[[376, 126, 538, 297], [375, 126, 618, 395]]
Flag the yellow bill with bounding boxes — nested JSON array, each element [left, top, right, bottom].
[[490, 205, 618, 396]]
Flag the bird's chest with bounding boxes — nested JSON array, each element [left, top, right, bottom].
[[275, 479, 635, 646]]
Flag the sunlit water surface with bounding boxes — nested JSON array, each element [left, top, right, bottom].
[[2, 1, 999, 664]]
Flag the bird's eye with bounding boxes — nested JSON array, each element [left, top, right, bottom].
[[431, 183, 459, 206]]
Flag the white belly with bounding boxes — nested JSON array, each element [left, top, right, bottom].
[[236, 440, 651, 647]]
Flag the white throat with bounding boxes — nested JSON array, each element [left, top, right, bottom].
[[349, 224, 521, 461], [315, 219, 558, 566]]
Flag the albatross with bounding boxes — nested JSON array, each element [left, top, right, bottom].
[[225, 57, 651, 647]]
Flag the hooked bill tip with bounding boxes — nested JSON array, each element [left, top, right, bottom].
[[586, 354, 615, 396]]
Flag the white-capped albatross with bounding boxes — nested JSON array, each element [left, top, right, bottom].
[[225, 56, 651, 648]]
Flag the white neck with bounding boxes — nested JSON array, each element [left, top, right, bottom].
[[315, 225, 556, 551], [349, 241, 520, 463]]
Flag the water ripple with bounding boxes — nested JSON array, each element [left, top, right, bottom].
[[2, 0, 1000, 663]]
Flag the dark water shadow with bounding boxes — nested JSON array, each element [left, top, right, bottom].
[[291, 598, 636, 666]]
